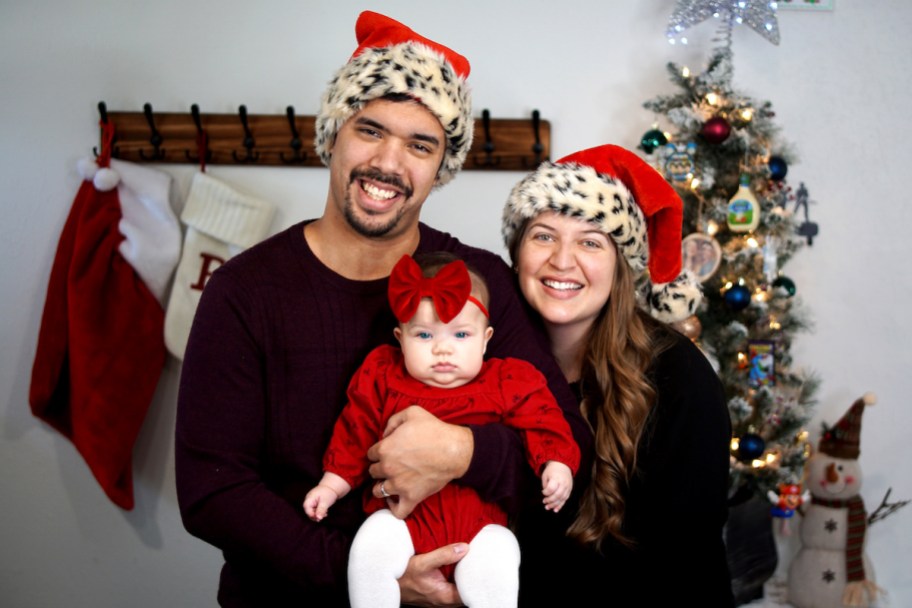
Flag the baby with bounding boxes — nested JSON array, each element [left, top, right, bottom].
[[304, 252, 580, 608]]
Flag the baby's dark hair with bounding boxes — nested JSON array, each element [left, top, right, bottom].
[[412, 251, 491, 310]]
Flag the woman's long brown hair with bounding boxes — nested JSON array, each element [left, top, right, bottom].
[[509, 218, 673, 549]]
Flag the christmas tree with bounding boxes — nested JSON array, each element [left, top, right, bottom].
[[639, 46, 819, 501]]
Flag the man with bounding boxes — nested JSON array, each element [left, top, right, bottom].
[[175, 11, 589, 607]]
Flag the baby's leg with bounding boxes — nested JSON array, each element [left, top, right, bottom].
[[454, 524, 520, 608], [348, 509, 414, 608]]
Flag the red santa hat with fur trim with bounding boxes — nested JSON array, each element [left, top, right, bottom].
[[314, 10, 473, 186], [502, 144, 701, 323], [29, 120, 180, 509]]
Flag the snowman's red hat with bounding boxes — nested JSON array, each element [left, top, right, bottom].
[[818, 392, 876, 460]]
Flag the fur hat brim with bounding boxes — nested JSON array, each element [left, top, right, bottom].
[[315, 13, 472, 186]]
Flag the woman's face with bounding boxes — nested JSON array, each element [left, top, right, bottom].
[[516, 211, 618, 334]]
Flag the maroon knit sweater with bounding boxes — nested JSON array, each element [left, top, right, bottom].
[[175, 221, 591, 607]]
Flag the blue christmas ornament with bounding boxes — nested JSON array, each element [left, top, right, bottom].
[[768, 155, 788, 181], [737, 433, 766, 462], [724, 284, 751, 311]]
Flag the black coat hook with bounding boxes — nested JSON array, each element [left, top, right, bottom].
[[139, 102, 166, 161], [191, 103, 204, 134], [531, 110, 544, 161], [280, 105, 306, 164], [93, 101, 113, 158], [473, 109, 498, 167], [232, 105, 259, 162], [522, 110, 545, 168], [185, 104, 211, 165]]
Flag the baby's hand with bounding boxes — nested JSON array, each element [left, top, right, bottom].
[[541, 461, 573, 513], [303, 485, 338, 522]]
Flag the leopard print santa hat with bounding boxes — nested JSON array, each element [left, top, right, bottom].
[[315, 11, 473, 186], [503, 144, 701, 323]]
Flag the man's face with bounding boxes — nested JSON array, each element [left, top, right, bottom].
[[327, 98, 445, 240]]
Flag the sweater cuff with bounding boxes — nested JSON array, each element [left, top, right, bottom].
[[460, 423, 526, 514]]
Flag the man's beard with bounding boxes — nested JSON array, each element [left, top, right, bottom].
[[343, 168, 415, 238]]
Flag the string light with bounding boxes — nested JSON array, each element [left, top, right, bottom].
[[682, 66, 690, 78], [741, 108, 754, 122], [706, 92, 720, 106], [751, 450, 780, 469], [706, 220, 719, 236]]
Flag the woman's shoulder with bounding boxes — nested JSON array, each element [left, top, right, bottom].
[[652, 325, 719, 384], [649, 325, 726, 413]]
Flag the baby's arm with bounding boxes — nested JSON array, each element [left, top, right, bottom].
[[303, 472, 352, 522], [541, 461, 573, 513]]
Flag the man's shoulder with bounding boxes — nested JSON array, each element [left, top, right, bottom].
[[219, 221, 307, 275]]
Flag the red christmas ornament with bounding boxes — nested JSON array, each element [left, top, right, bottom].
[[700, 116, 732, 144]]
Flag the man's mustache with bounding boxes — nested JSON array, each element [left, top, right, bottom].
[[350, 168, 413, 200]]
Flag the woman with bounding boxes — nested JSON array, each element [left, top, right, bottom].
[[503, 144, 734, 606]]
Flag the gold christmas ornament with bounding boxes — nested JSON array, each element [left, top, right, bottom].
[[672, 314, 702, 341]]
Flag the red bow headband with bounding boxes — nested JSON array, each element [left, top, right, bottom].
[[388, 255, 488, 324]]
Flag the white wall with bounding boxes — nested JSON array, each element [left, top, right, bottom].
[[2, 1, 910, 605]]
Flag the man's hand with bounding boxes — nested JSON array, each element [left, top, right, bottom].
[[398, 543, 468, 607], [367, 406, 473, 518]]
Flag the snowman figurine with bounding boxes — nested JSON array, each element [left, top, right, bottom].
[[788, 393, 882, 608]]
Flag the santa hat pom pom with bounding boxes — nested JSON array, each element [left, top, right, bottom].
[[93, 167, 121, 192], [645, 270, 702, 324], [76, 157, 99, 181]]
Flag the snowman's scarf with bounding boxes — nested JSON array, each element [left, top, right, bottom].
[[810, 494, 867, 582]]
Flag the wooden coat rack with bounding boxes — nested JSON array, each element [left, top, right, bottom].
[[95, 102, 550, 171]]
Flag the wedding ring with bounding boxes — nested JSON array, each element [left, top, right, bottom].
[[380, 481, 390, 498]]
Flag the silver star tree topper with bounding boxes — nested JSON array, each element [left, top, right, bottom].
[[667, 0, 781, 46]]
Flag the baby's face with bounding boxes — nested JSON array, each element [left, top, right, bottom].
[[395, 297, 493, 389]]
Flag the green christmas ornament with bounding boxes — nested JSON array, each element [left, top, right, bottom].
[[772, 276, 796, 297], [640, 128, 668, 154]]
